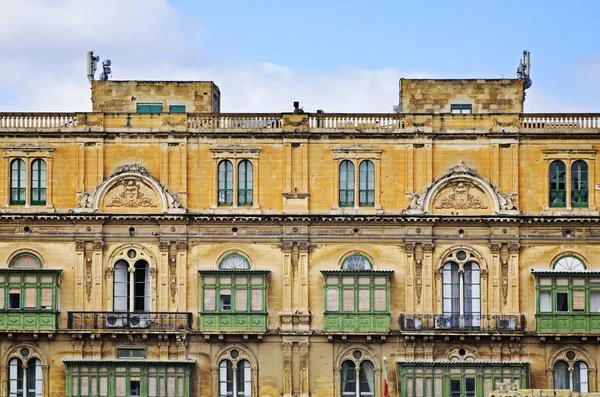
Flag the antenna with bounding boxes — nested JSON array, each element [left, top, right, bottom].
[[100, 59, 112, 81], [87, 51, 100, 83], [517, 50, 532, 90]]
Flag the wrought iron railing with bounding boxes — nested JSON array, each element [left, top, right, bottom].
[[400, 314, 525, 332], [67, 311, 192, 331]]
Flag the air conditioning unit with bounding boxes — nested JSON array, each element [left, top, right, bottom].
[[497, 318, 517, 331], [106, 313, 127, 329], [405, 317, 422, 331], [129, 313, 150, 329], [434, 315, 453, 330]]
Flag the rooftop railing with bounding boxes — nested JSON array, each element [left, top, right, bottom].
[[1, 112, 599, 133]]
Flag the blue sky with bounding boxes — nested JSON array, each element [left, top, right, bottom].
[[0, 0, 598, 112]]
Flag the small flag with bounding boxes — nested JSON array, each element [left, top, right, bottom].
[[383, 356, 389, 397]]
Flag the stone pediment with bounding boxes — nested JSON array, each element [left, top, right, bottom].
[[74, 164, 185, 214], [404, 161, 520, 216]]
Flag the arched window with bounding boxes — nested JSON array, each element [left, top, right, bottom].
[[219, 254, 251, 270], [341, 255, 372, 271], [549, 160, 566, 208], [573, 361, 589, 393], [571, 160, 588, 208], [9, 253, 42, 269], [113, 255, 150, 312], [553, 256, 586, 271], [9, 356, 42, 397], [218, 160, 234, 206], [238, 160, 253, 207], [341, 359, 375, 397], [358, 161, 375, 207], [554, 361, 570, 390], [219, 357, 252, 397], [30, 159, 47, 206], [339, 160, 355, 207], [10, 159, 26, 205], [441, 251, 481, 329]]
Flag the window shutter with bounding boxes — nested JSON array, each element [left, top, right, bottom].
[[204, 289, 216, 311], [100, 376, 108, 396], [167, 376, 176, 397], [342, 289, 354, 311], [358, 289, 370, 311], [148, 376, 157, 397], [160, 376, 166, 396], [177, 377, 184, 397], [71, 376, 79, 396], [573, 290, 585, 311], [540, 291, 552, 312], [590, 291, 600, 312], [374, 289, 386, 311], [235, 289, 248, 311], [80, 376, 89, 394], [0, 288, 4, 309], [115, 376, 126, 397], [41, 288, 52, 308], [25, 288, 37, 308], [251, 289, 263, 311], [326, 288, 339, 311]]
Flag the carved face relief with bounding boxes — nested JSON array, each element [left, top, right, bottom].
[[431, 182, 491, 215], [101, 178, 160, 213]]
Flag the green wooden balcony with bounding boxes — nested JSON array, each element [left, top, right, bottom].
[[200, 312, 267, 333], [324, 313, 390, 333], [536, 314, 600, 334], [0, 310, 58, 331]]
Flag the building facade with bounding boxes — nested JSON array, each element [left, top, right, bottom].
[[0, 77, 599, 397]]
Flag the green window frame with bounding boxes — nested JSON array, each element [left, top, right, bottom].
[[200, 271, 268, 314], [323, 272, 391, 314], [31, 159, 47, 206], [398, 362, 528, 397], [571, 160, 588, 208], [136, 104, 163, 114], [169, 105, 186, 113], [535, 276, 600, 315], [237, 160, 253, 207], [450, 104, 472, 114], [549, 160, 566, 208], [66, 362, 191, 397], [10, 159, 26, 205], [218, 160, 233, 206], [339, 160, 355, 207], [0, 271, 59, 311], [116, 348, 146, 360], [358, 160, 375, 207]]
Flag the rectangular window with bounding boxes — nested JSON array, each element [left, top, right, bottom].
[[169, 105, 186, 113], [556, 291, 569, 311], [130, 380, 141, 396], [235, 289, 247, 311], [358, 289, 370, 312], [573, 290, 586, 311], [117, 348, 146, 359], [220, 292, 231, 311], [450, 104, 472, 114], [342, 289, 354, 312], [326, 289, 339, 311], [590, 291, 600, 312], [251, 289, 263, 311], [540, 291, 552, 312], [9, 289, 20, 309], [137, 104, 163, 114], [204, 289, 216, 311]]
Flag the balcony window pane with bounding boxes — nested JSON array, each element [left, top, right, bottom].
[[540, 291, 552, 312], [326, 289, 339, 311], [590, 291, 600, 312], [204, 289, 216, 311], [235, 289, 247, 311], [374, 289, 386, 311], [358, 289, 370, 312], [251, 289, 263, 311], [573, 290, 585, 311], [342, 289, 354, 311], [41, 288, 52, 309], [556, 291, 569, 312]]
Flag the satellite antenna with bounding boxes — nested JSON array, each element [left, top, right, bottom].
[[517, 50, 532, 90], [87, 51, 100, 83], [100, 59, 112, 81]]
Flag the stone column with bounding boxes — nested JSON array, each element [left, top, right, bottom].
[[159, 241, 170, 312], [508, 244, 520, 314], [404, 243, 415, 314], [280, 242, 294, 331], [74, 240, 85, 311], [176, 241, 188, 311], [299, 342, 310, 397], [92, 241, 104, 311], [282, 342, 293, 397], [422, 243, 434, 313], [489, 243, 502, 315]]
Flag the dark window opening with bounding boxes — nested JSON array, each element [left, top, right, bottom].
[[220, 294, 231, 311], [451, 104, 472, 114], [130, 380, 141, 396], [556, 291, 569, 312], [9, 292, 20, 309]]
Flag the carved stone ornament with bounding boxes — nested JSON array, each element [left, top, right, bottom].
[[74, 163, 186, 214], [169, 256, 177, 303], [106, 179, 157, 208], [415, 260, 423, 304], [85, 257, 93, 302], [434, 182, 488, 210], [403, 160, 521, 215], [501, 261, 509, 305]]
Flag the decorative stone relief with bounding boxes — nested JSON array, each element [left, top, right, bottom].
[[501, 260, 509, 305], [169, 256, 177, 303], [74, 163, 185, 214], [105, 179, 156, 208], [85, 257, 93, 302], [415, 259, 423, 304], [434, 182, 488, 210]]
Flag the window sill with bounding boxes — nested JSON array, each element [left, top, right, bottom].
[[209, 205, 261, 214], [330, 206, 382, 215], [0, 205, 55, 213], [541, 206, 598, 216]]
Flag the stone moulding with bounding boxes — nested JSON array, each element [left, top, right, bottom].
[[74, 163, 185, 214], [404, 161, 520, 216]]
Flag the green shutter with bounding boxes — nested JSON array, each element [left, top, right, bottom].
[[137, 104, 163, 114], [169, 105, 186, 113]]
